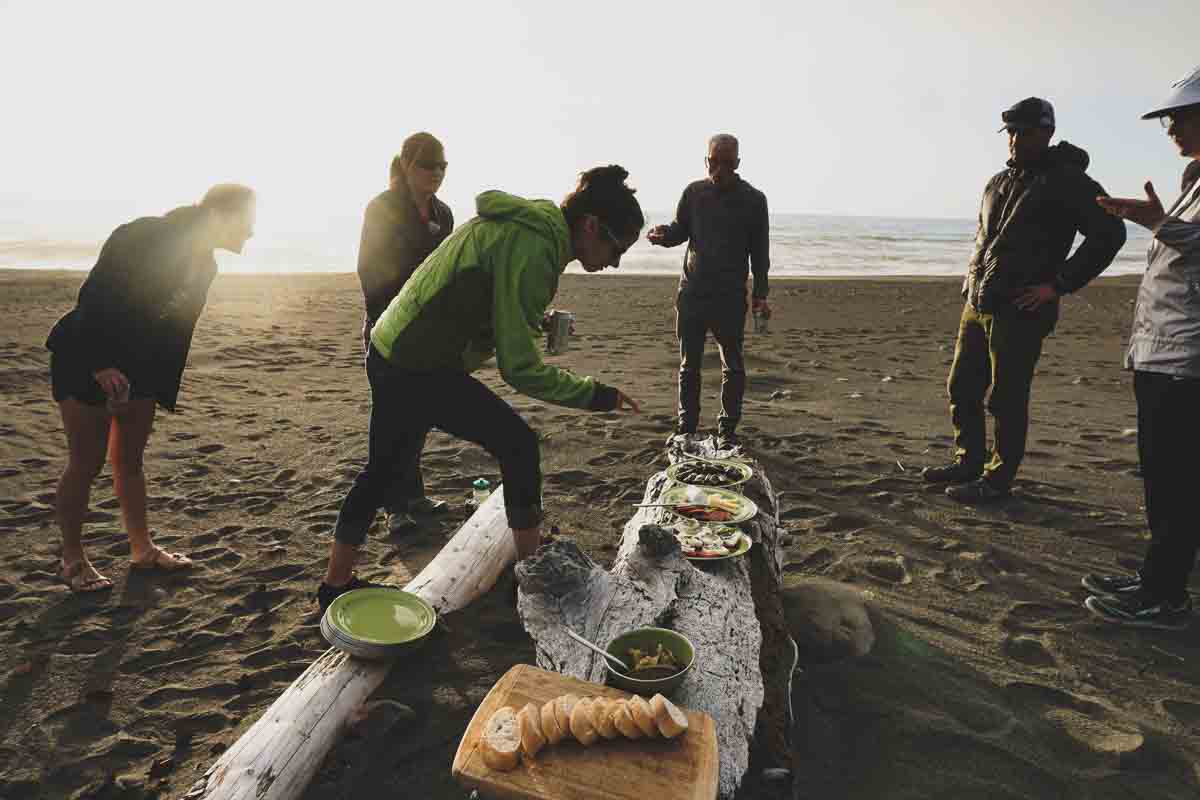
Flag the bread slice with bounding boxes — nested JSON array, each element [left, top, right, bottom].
[[610, 698, 643, 739], [591, 696, 620, 740], [628, 695, 659, 738], [568, 697, 600, 746], [649, 693, 689, 739], [553, 693, 581, 741], [518, 701, 547, 758], [481, 706, 522, 771], [540, 698, 566, 745]]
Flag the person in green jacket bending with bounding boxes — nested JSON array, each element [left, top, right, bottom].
[[318, 165, 643, 611]]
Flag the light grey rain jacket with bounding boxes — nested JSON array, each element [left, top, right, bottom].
[[1125, 164, 1200, 376]]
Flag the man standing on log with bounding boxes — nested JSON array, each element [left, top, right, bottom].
[[922, 98, 1126, 504], [648, 134, 771, 449]]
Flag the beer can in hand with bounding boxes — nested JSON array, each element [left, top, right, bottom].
[[752, 309, 770, 335], [547, 311, 575, 354]]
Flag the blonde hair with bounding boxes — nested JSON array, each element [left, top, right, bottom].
[[389, 132, 445, 186]]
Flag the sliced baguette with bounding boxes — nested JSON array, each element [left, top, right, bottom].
[[628, 694, 659, 738], [649, 693, 689, 739], [569, 697, 600, 746], [610, 698, 643, 739], [591, 696, 620, 740], [540, 698, 566, 745], [518, 701, 547, 758], [553, 693, 581, 741], [480, 706, 522, 771]]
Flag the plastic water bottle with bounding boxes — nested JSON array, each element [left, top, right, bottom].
[[471, 478, 491, 507]]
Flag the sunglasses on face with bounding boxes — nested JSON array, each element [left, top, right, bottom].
[[705, 156, 739, 170], [599, 221, 630, 262], [1160, 111, 1198, 129], [415, 159, 448, 171]]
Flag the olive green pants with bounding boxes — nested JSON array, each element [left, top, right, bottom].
[[947, 303, 1053, 489]]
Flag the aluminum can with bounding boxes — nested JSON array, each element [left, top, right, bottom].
[[547, 311, 575, 354], [752, 309, 770, 334]]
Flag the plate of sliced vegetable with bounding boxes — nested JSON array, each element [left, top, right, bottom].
[[659, 484, 759, 524], [673, 522, 753, 560], [665, 457, 753, 489]]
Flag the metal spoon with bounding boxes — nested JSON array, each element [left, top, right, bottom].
[[565, 626, 630, 674]]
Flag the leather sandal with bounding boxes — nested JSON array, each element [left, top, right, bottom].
[[59, 560, 114, 593]]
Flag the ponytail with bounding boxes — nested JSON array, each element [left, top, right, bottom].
[[561, 164, 645, 239]]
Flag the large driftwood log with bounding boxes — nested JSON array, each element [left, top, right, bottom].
[[517, 439, 782, 799], [184, 490, 515, 800]]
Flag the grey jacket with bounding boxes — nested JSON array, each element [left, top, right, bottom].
[[1125, 167, 1200, 376]]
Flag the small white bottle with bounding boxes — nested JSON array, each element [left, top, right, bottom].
[[471, 478, 491, 507]]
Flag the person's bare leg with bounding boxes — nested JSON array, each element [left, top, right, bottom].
[[512, 526, 541, 561], [324, 539, 360, 586], [109, 399, 160, 562], [55, 399, 112, 584]]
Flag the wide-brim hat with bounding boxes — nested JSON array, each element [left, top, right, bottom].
[[1141, 65, 1200, 119]]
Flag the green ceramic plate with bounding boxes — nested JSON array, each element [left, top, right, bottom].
[[665, 457, 753, 489], [326, 588, 437, 646], [659, 484, 759, 524]]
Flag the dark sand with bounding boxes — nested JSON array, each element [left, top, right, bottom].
[[0, 270, 1196, 799]]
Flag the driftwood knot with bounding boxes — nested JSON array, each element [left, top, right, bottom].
[[637, 524, 682, 558], [515, 538, 597, 595]]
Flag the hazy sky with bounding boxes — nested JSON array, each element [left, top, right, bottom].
[[2, 0, 1196, 246]]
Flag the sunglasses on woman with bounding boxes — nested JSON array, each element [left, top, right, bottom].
[[416, 159, 448, 171]]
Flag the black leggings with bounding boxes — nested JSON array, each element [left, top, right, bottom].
[[1135, 370, 1200, 603], [333, 347, 543, 545]]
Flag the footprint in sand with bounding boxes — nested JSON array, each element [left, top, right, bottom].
[[139, 681, 240, 710], [189, 547, 243, 569], [999, 601, 1076, 631], [587, 452, 624, 467], [781, 505, 829, 521], [1160, 699, 1200, 727], [858, 553, 912, 585], [1002, 634, 1057, 667]]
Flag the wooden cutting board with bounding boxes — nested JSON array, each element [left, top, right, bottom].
[[452, 664, 719, 800]]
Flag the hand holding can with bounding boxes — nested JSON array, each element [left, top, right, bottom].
[[546, 310, 576, 354]]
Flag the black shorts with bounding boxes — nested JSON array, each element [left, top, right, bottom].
[[50, 354, 152, 407]]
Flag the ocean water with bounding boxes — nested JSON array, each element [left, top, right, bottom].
[[0, 214, 1153, 278]]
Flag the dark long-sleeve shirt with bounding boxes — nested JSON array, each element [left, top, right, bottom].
[[657, 177, 770, 299], [45, 206, 217, 411], [356, 183, 453, 323]]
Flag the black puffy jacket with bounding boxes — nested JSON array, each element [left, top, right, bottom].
[[964, 141, 1126, 317]]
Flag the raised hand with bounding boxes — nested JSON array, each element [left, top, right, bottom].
[[646, 225, 670, 246], [1097, 181, 1166, 230]]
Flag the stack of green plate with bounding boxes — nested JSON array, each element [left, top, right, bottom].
[[320, 587, 437, 661]]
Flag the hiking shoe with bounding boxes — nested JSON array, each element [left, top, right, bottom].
[[316, 575, 381, 614], [717, 431, 740, 450], [386, 511, 418, 535], [406, 497, 448, 515], [945, 478, 1010, 504], [1084, 592, 1192, 631], [921, 462, 983, 484], [1081, 572, 1142, 600]]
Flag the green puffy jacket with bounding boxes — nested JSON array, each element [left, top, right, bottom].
[[370, 191, 615, 410]]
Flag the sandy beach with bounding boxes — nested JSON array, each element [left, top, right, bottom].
[[0, 269, 1197, 799]]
